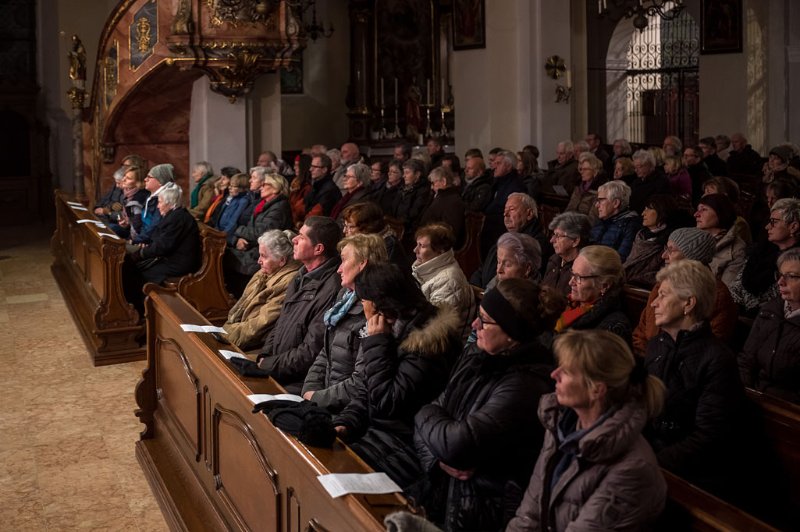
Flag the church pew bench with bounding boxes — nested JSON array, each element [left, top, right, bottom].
[[454, 211, 485, 278], [135, 285, 410, 531]]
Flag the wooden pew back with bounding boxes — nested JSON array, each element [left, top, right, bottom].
[[135, 286, 409, 531], [455, 211, 485, 278]]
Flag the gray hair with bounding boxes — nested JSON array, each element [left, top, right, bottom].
[[578, 152, 603, 173], [496, 150, 517, 168], [113, 166, 126, 182], [249, 166, 269, 182], [348, 162, 372, 188], [263, 172, 289, 196], [429, 166, 456, 187], [655, 260, 716, 322], [632, 149, 656, 169], [613, 138, 633, 156], [777, 247, 800, 269], [558, 140, 575, 155], [549, 212, 592, 243], [158, 183, 183, 207], [497, 232, 542, 277], [772, 198, 800, 227], [326, 148, 342, 166], [598, 180, 631, 210], [257, 229, 296, 261], [403, 158, 426, 176], [194, 161, 213, 177], [573, 140, 590, 153], [507, 192, 538, 219]]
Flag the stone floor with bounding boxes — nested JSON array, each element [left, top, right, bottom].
[[0, 222, 167, 531]]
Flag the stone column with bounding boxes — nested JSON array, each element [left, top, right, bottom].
[[67, 87, 86, 201]]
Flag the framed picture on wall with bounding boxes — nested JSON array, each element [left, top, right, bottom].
[[700, 0, 743, 54], [280, 51, 303, 94], [453, 0, 485, 50]]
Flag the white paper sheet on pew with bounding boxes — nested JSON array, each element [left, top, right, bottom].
[[247, 393, 303, 404], [76, 218, 104, 226], [180, 324, 227, 334], [317, 473, 401, 498], [71, 205, 89, 211], [219, 349, 248, 361], [66, 201, 84, 207], [97, 232, 121, 239]]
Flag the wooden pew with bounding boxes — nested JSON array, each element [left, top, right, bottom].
[[135, 285, 410, 531], [454, 211, 485, 278], [51, 190, 144, 365]]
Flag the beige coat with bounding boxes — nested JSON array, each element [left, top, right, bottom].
[[189, 180, 217, 220], [223, 260, 302, 350], [709, 229, 747, 289]]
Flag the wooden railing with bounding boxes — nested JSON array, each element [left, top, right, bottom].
[[135, 285, 409, 531]]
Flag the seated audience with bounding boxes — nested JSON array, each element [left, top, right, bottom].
[[695, 193, 747, 288], [333, 263, 462, 487], [644, 260, 744, 497], [663, 135, 683, 157], [663, 154, 692, 204], [540, 141, 579, 199], [629, 149, 670, 214], [699, 136, 728, 176], [479, 150, 526, 259], [413, 279, 566, 531], [716, 134, 732, 161], [508, 330, 667, 532], [304, 154, 341, 219], [341, 201, 410, 269], [132, 163, 175, 244], [330, 162, 371, 221], [222, 229, 301, 351], [486, 232, 542, 291], [373, 159, 403, 214], [123, 184, 200, 314], [461, 155, 492, 212], [632, 227, 737, 355], [203, 167, 238, 224], [555, 245, 630, 341], [225, 173, 293, 296], [518, 149, 544, 198], [623, 194, 686, 287], [727, 133, 763, 176], [612, 139, 633, 163], [613, 156, 635, 186], [188, 161, 215, 219], [366, 158, 386, 198], [214, 173, 250, 244], [739, 248, 800, 404], [301, 234, 388, 412], [256, 217, 342, 393], [418, 166, 466, 248], [289, 154, 312, 227], [683, 146, 712, 205], [94, 166, 126, 221], [110, 165, 149, 239], [412, 223, 476, 340], [565, 152, 604, 225], [589, 180, 641, 261], [236, 166, 267, 227], [542, 212, 592, 297], [392, 158, 432, 248], [763, 145, 796, 184], [730, 198, 800, 313]]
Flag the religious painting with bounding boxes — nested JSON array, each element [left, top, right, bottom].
[[700, 0, 742, 54], [453, 0, 485, 50], [130, 0, 157, 70], [280, 51, 303, 94]]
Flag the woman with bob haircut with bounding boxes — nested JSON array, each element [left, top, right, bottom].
[[341, 201, 410, 270], [508, 329, 667, 531]]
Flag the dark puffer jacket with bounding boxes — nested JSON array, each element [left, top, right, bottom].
[[227, 194, 293, 275], [507, 394, 666, 532], [589, 210, 641, 261], [739, 297, 800, 403], [333, 305, 462, 488], [644, 325, 744, 494], [257, 257, 342, 393], [413, 340, 554, 531], [301, 289, 366, 413], [560, 290, 631, 343]]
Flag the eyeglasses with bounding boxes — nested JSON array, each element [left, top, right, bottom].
[[663, 245, 681, 254], [775, 272, 800, 282], [767, 218, 783, 227], [343, 223, 358, 231], [595, 197, 609, 204], [476, 315, 498, 328], [570, 271, 599, 284], [310, 164, 325, 169], [551, 232, 573, 240], [345, 174, 357, 179]]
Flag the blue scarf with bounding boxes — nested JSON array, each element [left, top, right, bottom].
[[323, 289, 358, 327]]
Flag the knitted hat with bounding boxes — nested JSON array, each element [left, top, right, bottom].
[[668, 227, 717, 265], [148, 163, 174, 185], [698, 193, 737, 230], [769, 145, 793, 164]]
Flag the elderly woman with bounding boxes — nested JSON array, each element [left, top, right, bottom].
[[330, 162, 371, 221], [739, 248, 800, 403], [213, 173, 251, 245], [645, 260, 744, 497], [508, 330, 667, 531], [225, 173, 293, 296], [203, 166, 240, 224], [375, 159, 403, 215], [695, 193, 747, 288], [414, 279, 566, 531], [188, 161, 215, 219], [341, 201, 410, 270], [589, 180, 641, 261], [565, 152, 603, 225], [110, 165, 150, 239], [333, 263, 462, 488], [542, 212, 591, 297], [486, 232, 542, 291], [418, 166, 466, 247], [222, 230, 302, 350], [613, 156, 636, 186], [123, 184, 201, 314], [392, 158, 432, 247], [555, 245, 630, 341], [632, 227, 737, 355], [629, 149, 670, 214], [301, 234, 388, 413], [623, 194, 685, 287], [730, 198, 800, 313], [412, 223, 475, 340], [613, 138, 633, 161], [664, 154, 692, 202]]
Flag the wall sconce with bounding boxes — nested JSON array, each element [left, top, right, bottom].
[[545, 55, 572, 104]]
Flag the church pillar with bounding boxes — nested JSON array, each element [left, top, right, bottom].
[[346, 1, 371, 142]]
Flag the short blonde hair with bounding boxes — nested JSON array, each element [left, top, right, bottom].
[[337, 233, 388, 264], [579, 245, 624, 291], [263, 173, 289, 196], [655, 260, 716, 322]]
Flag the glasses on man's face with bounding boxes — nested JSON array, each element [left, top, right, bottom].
[[775, 271, 800, 283], [310, 164, 325, 169], [595, 197, 609, 205], [570, 271, 599, 284]]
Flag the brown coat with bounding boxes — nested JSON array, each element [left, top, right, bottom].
[[632, 278, 737, 355], [507, 393, 666, 531]]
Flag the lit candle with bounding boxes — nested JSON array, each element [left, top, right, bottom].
[[380, 77, 385, 108], [394, 78, 398, 106], [426, 78, 431, 105]]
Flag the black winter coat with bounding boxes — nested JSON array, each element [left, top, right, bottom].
[[560, 290, 631, 343], [138, 207, 201, 284], [304, 174, 342, 216], [257, 257, 342, 393], [333, 305, 462, 488], [228, 194, 293, 275], [644, 325, 744, 494], [413, 340, 554, 531], [392, 179, 432, 237], [479, 170, 526, 260], [739, 297, 800, 403], [418, 187, 466, 249], [462, 173, 493, 213]]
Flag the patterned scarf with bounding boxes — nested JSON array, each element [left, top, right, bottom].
[[323, 289, 358, 327]]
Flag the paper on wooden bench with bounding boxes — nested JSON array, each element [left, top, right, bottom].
[[219, 349, 248, 360], [76, 218, 105, 226], [71, 205, 89, 211], [180, 324, 227, 333], [96, 232, 121, 239], [317, 473, 402, 498], [247, 393, 303, 404], [66, 201, 84, 207]]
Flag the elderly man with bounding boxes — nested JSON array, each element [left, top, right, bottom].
[[727, 132, 763, 176], [393, 142, 412, 163], [478, 149, 526, 260], [257, 216, 342, 393], [303, 154, 341, 219], [470, 192, 553, 287], [333, 142, 362, 192], [462, 155, 492, 212], [715, 134, 732, 161], [541, 140, 580, 199], [586, 132, 612, 174], [426, 136, 445, 168], [256, 150, 277, 168], [699, 136, 728, 176], [589, 180, 641, 261], [418, 166, 466, 247], [663, 135, 683, 157], [629, 149, 670, 213]]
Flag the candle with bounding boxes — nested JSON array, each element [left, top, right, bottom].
[[426, 78, 431, 105], [566, 70, 572, 87], [394, 78, 398, 106], [380, 77, 385, 108], [598, 0, 602, 14]]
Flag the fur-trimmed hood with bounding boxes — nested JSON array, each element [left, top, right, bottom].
[[400, 304, 461, 356]]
